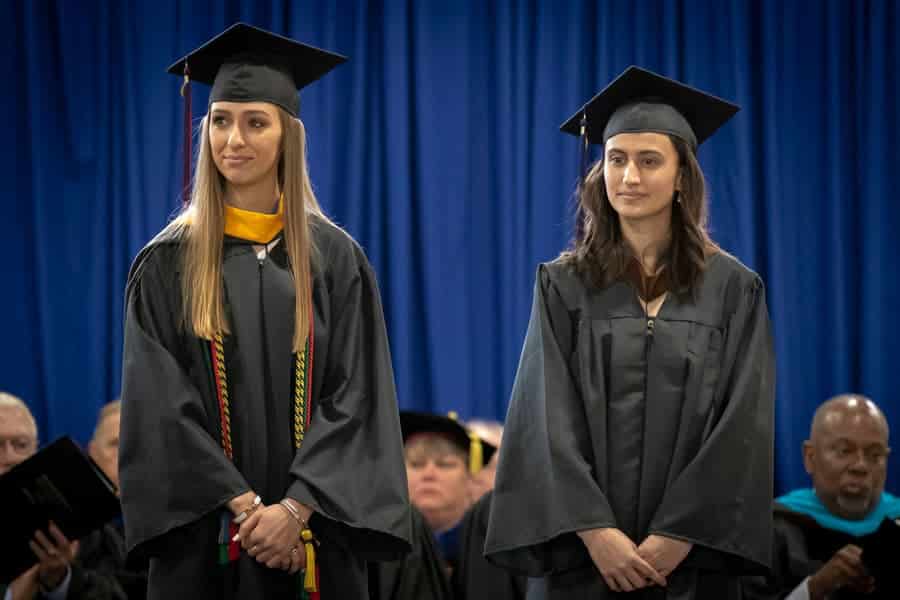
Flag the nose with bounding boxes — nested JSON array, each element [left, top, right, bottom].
[[623, 160, 640, 185], [848, 450, 871, 475], [0, 446, 13, 473], [227, 124, 245, 148], [420, 460, 439, 480]]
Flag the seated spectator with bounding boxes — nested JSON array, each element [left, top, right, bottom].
[[88, 401, 121, 491], [371, 411, 502, 600], [0, 393, 127, 600], [743, 394, 899, 600], [403, 412, 482, 541]]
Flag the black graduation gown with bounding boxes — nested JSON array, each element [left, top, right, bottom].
[[742, 503, 900, 600], [119, 215, 411, 599], [62, 521, 147, 600], [484, 254, 775, 599], [369, 505, 453, 600], [453, 491, 526, 600]]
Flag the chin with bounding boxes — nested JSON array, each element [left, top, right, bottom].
[[617, 204, 669, 219], [221, 172, 262, 187], [836, 495, 875, 519], [411, 494, 443, 509]]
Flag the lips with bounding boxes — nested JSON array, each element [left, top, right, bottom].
[[841, 483, 869, 496], [222, 156, 252, 167]]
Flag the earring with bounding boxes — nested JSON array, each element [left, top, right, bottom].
[[675, 191, 682, 204]]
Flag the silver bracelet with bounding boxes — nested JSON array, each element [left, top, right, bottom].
[[279, 499, 308, 528], [233, 495, 262, 524]]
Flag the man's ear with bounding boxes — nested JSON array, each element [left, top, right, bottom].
[[802, 441, 815, 475]]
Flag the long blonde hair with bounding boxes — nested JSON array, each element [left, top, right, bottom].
[[161, 107, 328, 351]]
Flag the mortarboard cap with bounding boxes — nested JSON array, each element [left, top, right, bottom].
[[166, 22, 347, 117], [400, 411, 498, 475], [560, 66, 739, 151]]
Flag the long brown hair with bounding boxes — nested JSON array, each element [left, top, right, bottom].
[[561, 135, 718, 294], [161, 107, 330, 352]]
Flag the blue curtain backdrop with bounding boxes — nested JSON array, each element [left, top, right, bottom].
[[3, 0, 898, 494]]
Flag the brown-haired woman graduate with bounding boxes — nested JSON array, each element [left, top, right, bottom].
[[119, 24, 410, 599], [484, 67, 775, 599]]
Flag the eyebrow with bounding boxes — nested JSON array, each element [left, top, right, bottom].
[[606, 148, 665, 155], [210, 109, 273, 118]]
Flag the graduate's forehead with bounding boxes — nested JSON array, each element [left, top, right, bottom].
[[209, 101, 281, 118], [604, 132, 676, 156]]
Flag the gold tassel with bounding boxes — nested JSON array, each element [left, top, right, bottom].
[[469, 432, 483, 474], [301, 529, 317, 592]]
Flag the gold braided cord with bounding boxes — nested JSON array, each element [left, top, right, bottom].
[[214, 334, 309, 454], [293, 341, 308, 448], [213, 333, 233, 460]]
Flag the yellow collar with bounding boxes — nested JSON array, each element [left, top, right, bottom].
[[223, 197, 284, 243]]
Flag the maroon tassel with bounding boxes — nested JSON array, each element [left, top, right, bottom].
[[180, 63, 192, 206]]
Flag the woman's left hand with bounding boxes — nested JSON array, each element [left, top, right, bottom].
[[240, 505, 302, 571], [636, 534, 693, 577]]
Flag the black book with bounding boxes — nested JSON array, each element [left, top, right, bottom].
[[0, 436, 121, 583]]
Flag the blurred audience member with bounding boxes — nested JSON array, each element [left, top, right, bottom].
[[744, 395, 898, 600]]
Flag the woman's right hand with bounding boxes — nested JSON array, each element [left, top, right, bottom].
[[577, 527, 667, 592]]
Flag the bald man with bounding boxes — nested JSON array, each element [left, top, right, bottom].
[[743, 395, 899, 600]]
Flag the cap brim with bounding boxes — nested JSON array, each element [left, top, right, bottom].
[[166, 22, 346, 90], [560, 65, 739, 146], [400, 411, 471, 454]]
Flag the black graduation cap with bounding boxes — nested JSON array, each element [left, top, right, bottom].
[[400, 411, 498, 474], [166, 23, 346, 201], [560, 66, 740, 151], [166, 22, 347, 117]]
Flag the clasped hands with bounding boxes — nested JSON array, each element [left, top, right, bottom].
[[229, 492, 310, 574], [578, 528, 693, 593]]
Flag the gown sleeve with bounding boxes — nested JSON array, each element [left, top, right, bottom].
[[118, 245, 250, 555], [284, 242, 412, 562], [370, 506, 453, 600], [455, 491, 527, 600], [484, 264, 616, 577], [648, 276, 775, 573]]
